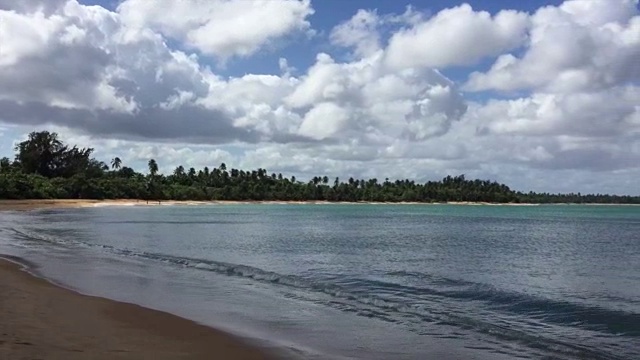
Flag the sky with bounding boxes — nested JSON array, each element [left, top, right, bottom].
[[0, 0, 638, 195]]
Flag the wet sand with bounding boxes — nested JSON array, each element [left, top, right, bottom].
[[0, 257, 278, 359]]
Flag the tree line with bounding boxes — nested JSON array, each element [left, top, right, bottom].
[[0, 131, 638, 204]]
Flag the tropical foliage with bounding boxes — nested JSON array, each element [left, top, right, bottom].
[[1, 131, 638, 204]]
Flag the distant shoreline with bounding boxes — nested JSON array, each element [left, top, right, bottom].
[[1, 199, 639, 212]]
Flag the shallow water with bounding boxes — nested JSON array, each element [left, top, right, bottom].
[[1, 204, 639, 359]]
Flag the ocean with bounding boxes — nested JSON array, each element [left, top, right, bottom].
[[1, 204, 639, 359]]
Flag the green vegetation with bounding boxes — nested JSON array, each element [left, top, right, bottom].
[[1, 131, 638, 204]]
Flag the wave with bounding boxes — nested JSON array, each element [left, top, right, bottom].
[[97, 220, 254, 225], [447, 285, 640, 336], [6, 227, 74, 247], [354, 273, 640, 335], [5, 225, 637, 359], [71, 249, 640, 358]]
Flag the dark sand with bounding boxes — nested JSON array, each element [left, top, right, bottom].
[[0, 257, 278, 359]]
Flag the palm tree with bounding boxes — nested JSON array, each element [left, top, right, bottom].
[[111, 157, 122, 170], [173, 165, 185, 177], [148, 159, 158, 177]]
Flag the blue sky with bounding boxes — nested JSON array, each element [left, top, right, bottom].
[[0, 0, 638, 194], [87, 0, 564, 80]]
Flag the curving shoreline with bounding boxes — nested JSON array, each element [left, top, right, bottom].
[[0, 200, 286, 359], [0, 255, 280, 360], [1, 199, 637, 360]]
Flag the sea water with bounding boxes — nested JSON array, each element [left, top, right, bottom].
[[0, 204, 639, 359]]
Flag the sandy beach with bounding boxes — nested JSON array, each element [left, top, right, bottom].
[[0, 257, 277, 360], [0, 199, 548, 212], [3, 198, 636, 213]]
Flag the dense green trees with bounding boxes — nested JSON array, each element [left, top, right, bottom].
[[0, 131, 638, 204]]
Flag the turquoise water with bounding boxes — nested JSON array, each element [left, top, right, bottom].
[[1, 204, 639, 359]]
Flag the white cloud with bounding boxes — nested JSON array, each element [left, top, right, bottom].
[[465, 0, 640, 92], [0, 0, 467, 148], [0, 1, 132, 112], [329, 6, 425, 60], [475, 86, 640, 137], [117, 0, 314, 60], [298, 102, 349, 140], [385, 4, 529, 69], [0, 1, 248, 142], [447, 0, 640, 191], [330, 9, 382, 58], [0, 0, 639, 195], [0, 0, 66, 14], [285, 52, 467, 142]]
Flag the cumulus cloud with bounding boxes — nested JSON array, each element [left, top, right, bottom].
[[465, 0, 640, 92], [285, 52, 467, 142], [385, 4, 530, 69], [457, 0, 640, 185], [298, 102, 350, 140], [0, 0, 639, 194], [329, 6, 425, 59], [0, 0, 66, 14], [0, 0, 467, 147], [0, 1, 252, 143], [472, 86, 640, 138], [0, 2, 115, 108], [117, 0, 314, 60], [330, 9, 382, 58]]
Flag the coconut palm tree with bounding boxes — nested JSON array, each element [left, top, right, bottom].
[[173, 165, 185, 177], [148, 159, 158, 177], [111, 157, 122, 170]]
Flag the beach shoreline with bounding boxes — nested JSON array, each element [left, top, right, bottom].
[[0, 255, 280, 360], [1, 198, 638, 212], [1, 199, 637, 360], [0, 199, 546, 212]]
